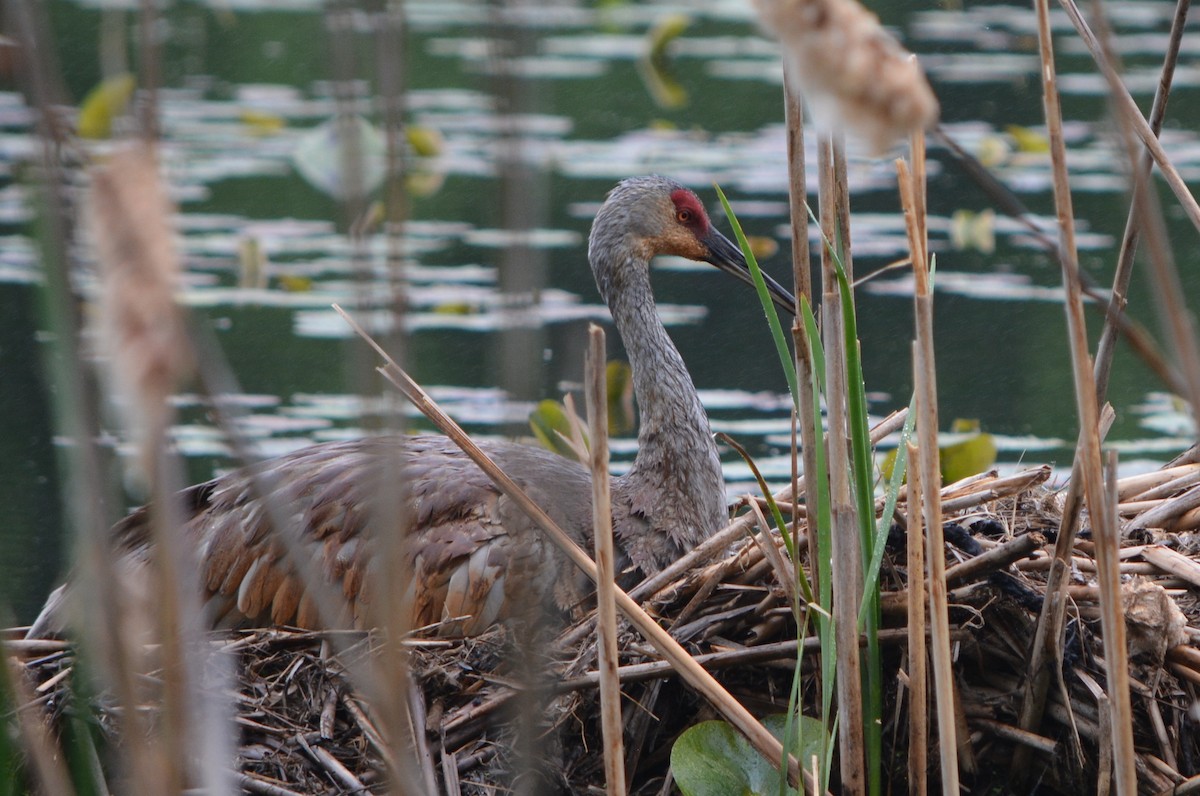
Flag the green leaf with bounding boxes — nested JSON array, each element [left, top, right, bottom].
[[528, 399, 586, 459], [672, 715, 825, 796]]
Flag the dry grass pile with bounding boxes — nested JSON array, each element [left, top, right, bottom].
[[9, 459, 1200, 794]]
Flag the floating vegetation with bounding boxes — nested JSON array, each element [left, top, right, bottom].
[[291, 115, 387, 200]]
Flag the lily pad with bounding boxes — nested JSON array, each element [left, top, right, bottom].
[[671, 714, 825, 796]]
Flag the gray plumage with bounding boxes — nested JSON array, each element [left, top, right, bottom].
[[28, 176, 795, 639]]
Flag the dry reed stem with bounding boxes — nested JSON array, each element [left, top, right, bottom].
[[783, 70, 824, 603], [904, 442, 928, 796], [1131, 485, 1200, 530], [908, 163, 959, 793], [1087, 0, 1189, 404], [752, 0, 938, 154], [1095, 452, 1139, 792], [818, 131, 866, 796], [1117, 464, 1200, 503], [9, 4, 181, 791], [3, 651, 75, 795], [1032, 0, 1132, 782], [585, 325, 627, 796], [89, 142, 241, 792], [898, 135, 929, 796], [784, 72, 812, 308], [746, 500, 800, 611], [1058, 0, 1200, 242], [1142, 546, 1200, 589], [1063, 0, 1200, 451], [339, 307, 819, 794], [189, 327, 431, 791], [1015, 0, 1118, 779]]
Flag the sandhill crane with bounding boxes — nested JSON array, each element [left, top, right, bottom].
[[29, 176, 794, 638]]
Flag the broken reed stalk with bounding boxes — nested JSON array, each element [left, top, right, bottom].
[[585, 325, 626, 796], [747, 500, 801, 612], [1062, 0, 1200, 442], [898, 128, 929, 796], [189, 323, 431, 789], [903, 152, 959, 793], [818, 132, 866, 796], [1016, 0, 1135, 790], [336, 306, 818, 794], [1086, 0, 1189, 403], [1057, 0, 1200, 241], [904, 442, 928, 796], [1096, 450, 1138, 792], [783, 72, 823, 602]]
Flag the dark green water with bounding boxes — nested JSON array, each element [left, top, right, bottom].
[[3, 0, 1198, 621]]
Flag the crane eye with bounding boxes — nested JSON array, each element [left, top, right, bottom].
[[676, 209, 692, 223]]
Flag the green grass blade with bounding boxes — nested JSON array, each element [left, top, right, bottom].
[[860, 401, 916, 625]]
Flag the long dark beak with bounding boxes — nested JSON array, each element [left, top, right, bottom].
[[702, 228, 796, 315]]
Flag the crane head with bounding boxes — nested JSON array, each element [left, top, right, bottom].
[[590, 176, 796, 315]]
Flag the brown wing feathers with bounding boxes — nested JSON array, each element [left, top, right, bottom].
[[127, 436, 583, 635]]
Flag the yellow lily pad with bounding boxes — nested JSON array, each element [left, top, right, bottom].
[[78, 73, 135, 139]]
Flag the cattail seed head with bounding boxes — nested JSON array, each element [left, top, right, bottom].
[[86, 144, 193, 477], [754, 0, 940, 154]]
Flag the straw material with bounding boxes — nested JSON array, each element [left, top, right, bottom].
[[12, 462, 1200, 793]]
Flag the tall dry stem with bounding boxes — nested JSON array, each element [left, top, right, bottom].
[[903, 442, 928, 796], [818, 133, 865, 796], [1013, 0, 1135, 790], [905, 157, 959, 794], [585, 325, 627, 796], [339, 306, 820, 794]]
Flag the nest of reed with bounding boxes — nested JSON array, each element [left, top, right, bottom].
[[10, 459, 1200, 795]]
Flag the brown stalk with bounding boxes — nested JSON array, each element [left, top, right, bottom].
[[1014, 0, 1121, 778], [819, 132, 866, 796], [904, 442, 928, 796], [336, 306, 820, 794], [903, 155, 960, 793], [1086, 0, 1189, 405], [3, 652, 75, 795], [1065, 0, 1200, 450], [1096, 451, 1138, 792], [585, 325, 627, 796], [189, 325, 429, 790], [1057, 0, 1200, 240], [1119, 465, 1200, 504], [898, 132, 929, 796], [746, 501, 801, 612], [783, 71, 823, 603]]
